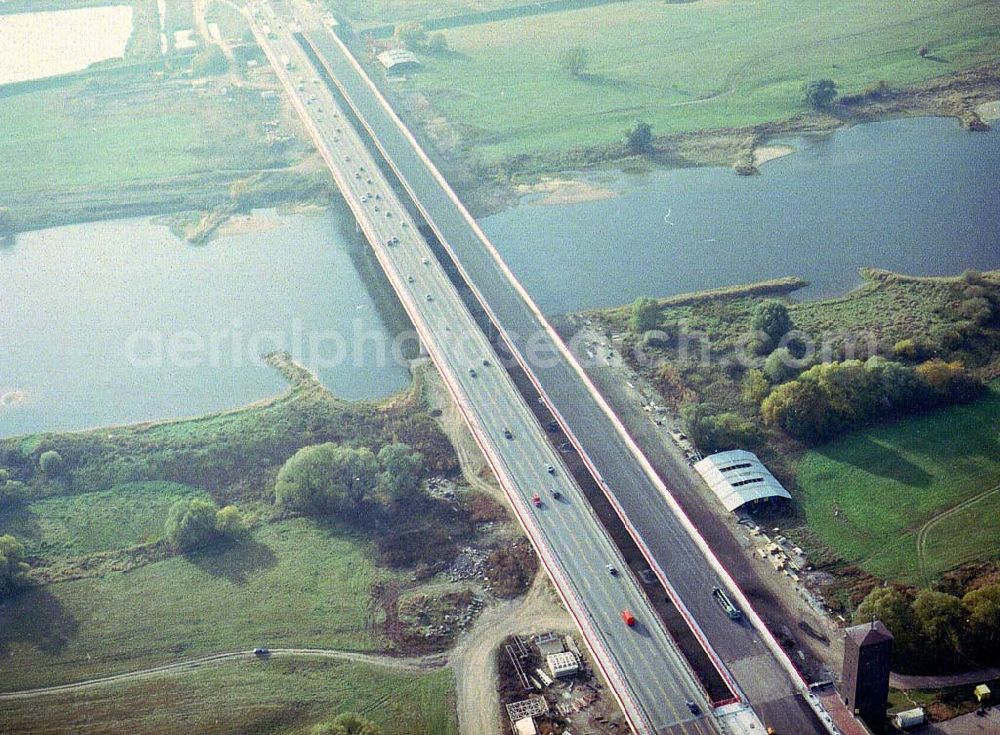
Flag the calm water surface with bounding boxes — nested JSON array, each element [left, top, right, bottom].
[[481, 116, 1000, 314], [0, 209, 411, 437]]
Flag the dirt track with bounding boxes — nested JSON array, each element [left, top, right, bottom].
[[0, 648, 445, 701]]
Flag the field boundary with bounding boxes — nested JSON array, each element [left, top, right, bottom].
[[916, 482, 1000, 584]]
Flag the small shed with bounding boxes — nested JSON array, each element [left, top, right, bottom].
[[513, 717, 537, 735], [547, 651, 579, 679], [377, 48, 421, 72], [693, 450, 792, 512]]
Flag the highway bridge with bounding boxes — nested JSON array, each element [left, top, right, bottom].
[[245, 2, 837, 734]]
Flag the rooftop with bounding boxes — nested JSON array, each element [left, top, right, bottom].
[[693, 450, 792, 512], [845, 620, 894, 646]]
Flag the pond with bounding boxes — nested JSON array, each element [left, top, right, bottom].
[[481, 116, 1000, 314], [0, 6, 134, 86], [0, 209, 413, 438]]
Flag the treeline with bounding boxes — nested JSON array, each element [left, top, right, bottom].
[[760, 356, 982, 442], [857, 582, 1000, 673]]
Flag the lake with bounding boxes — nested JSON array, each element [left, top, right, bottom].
[[0, 209, 412, 438], [481, 116, 1000, 314], [0, 6, 134, 86]]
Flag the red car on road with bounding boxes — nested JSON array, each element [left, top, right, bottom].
[[531, 493, 542, 508], [621, 609, 636, 627]]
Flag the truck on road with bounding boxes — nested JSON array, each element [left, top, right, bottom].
[[280, 54, 292, 69], [712, 586, 742, 620]]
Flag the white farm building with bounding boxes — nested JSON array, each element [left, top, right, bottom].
[[693, 450, 792, 513]]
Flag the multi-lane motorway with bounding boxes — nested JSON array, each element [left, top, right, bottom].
[[244, 5, 723, 734], [247, 2, 835, 734]]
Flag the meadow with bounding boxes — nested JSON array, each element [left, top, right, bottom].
[[0, 481, 207, 558], [0, 518, 391, 691], [0, 658, 457, 735], [796, 382, 1000, 584], [407, 0, 1000, 161], [0, 77, 297, 196]]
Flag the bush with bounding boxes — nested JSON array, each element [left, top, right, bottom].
[[38, 450, 64, 477], [376, 443, 423, 503], [763, 347, 801, 384], [275, 443, 378, 514], [624, 120, 654, 155], [215, 505, 247, 538], [741, 369, 770, 405], [804, 79, 837, 108], [560, 46, 589, 77], [427, 33, 448, 53], [681, 404, 760, 453], [394, 21, 427, 50], [311, 712, 382, 735], [165, 498, 219, 552]]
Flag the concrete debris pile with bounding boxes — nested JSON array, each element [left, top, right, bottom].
[[446, 546, 488, 582]]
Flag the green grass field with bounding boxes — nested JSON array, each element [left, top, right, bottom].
[[327, 0, 527, 27], [0, 481, 206, 558], [0, 658, 457, 735], [408, 0, 1000, 161], [0, 77, 298, 195], [0, 518, 392, 691], [796, 382, 1000, 584]]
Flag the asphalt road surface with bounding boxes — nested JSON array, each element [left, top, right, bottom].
[[294, 20, 826, 733], [245, 4, 724, 733]]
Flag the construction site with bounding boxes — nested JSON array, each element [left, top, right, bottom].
[[498, 632, 627, 735]]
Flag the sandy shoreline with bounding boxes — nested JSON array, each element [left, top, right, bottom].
[[215, 211, 283, 238], [753, 144, 795, 167], [516, 176, 620, 205], [975, 99, 1000, 122]]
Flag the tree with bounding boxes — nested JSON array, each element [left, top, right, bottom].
[[427, 33, 448, 53], [856, 586, 917, 656], [215, 505, 247, 538], [38, 450, 64, 477], [963, 583, 1000, 658], [0, 534, 29, 596], [394, 21, 427, 50], [750, 300, 793, 354], [165, 498, 219, 551], [192, 45, 228, 76], [376, 443, 423, 503], [912, 590, 964, 662], [760, 378, 830, 441], [804, 79, 837, 109], [275, 443, 379, 514], [560, 46, 590, 77], [311, 712, 382, 735], [624, 120, 654, 155], [629, 296, 660, 334]]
